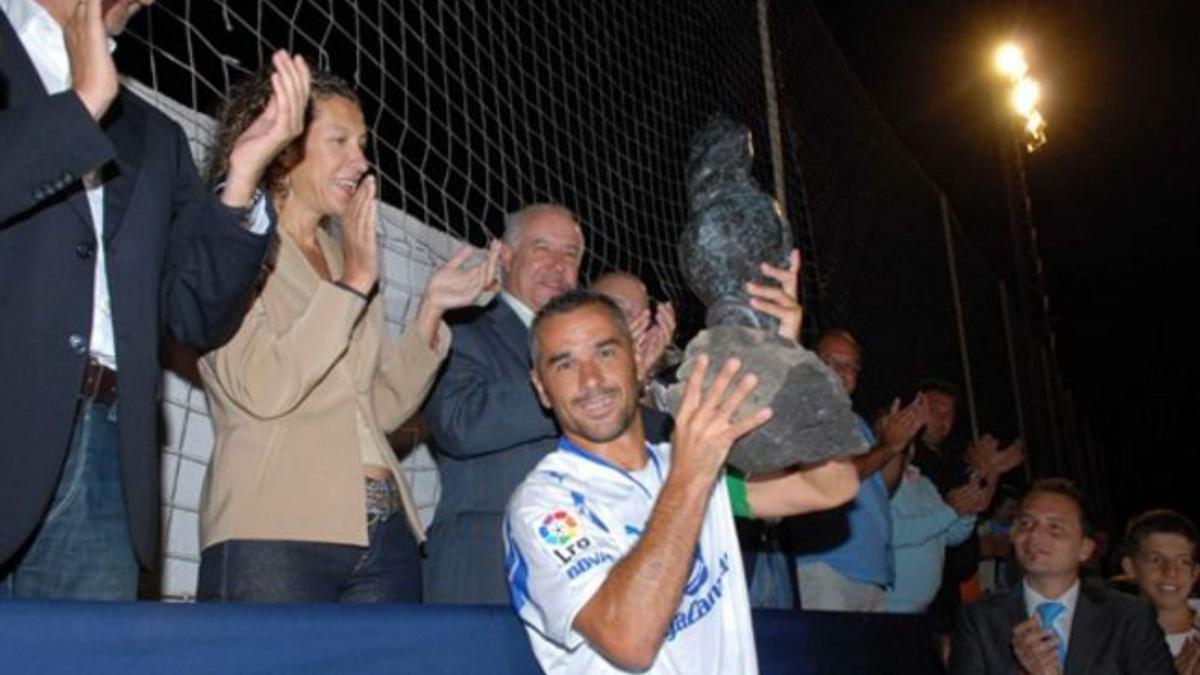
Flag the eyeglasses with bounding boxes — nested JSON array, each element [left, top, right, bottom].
[[822, 358, 861, 374]]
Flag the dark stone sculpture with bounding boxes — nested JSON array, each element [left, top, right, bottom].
[[680, 116, 793, 332], [668, 116, 868, 474]]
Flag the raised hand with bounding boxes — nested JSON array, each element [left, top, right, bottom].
[[632, 302, 676, 385], [654, 301, 677, 350], [414, 240, 500, 349], [1011, 616, 1063, 675], [992, 439, 1026, 475], [671, 355, 773, 487], [876, 394, 929, 455], [66, 0, 118, 121], [946, 481, 988, 516], [423, 240, 502, 312], [966, 434, 1000, 475], [946, 470, 996, 516], [222, 51, 312, 208], [338, 175, 378, 295], [968, 434, 1025, 476], [747, 248, 802, 341]]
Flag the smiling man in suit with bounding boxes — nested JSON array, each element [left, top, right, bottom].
[[421, 203, 587, 604], [950, 479, 1174, 674], [1, 0, 307, 599]]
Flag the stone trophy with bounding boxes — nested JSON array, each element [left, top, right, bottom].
[[666, 116, 868, 474]]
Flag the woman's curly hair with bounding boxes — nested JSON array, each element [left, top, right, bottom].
[[205, 67, 360, 195]]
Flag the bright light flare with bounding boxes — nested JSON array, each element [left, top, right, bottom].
[[993, 41, 1048, 152], [1012, 78, 1041, 115], [994, 44, 1028, 80], [1023, 111, 1047, 151]]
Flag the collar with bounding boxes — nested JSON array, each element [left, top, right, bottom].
[[2, 0, 117, 92], [1, 0, 47, 35], [556, 435, 663, 500], [500, 291, 536, 328], [1024, 578, 1081, 632]]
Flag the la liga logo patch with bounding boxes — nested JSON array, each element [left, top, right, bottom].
[[538, 510, 580, 547]]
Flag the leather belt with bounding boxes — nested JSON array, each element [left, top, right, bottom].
[[81, 359, 118, 404]]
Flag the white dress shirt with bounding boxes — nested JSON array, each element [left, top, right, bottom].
[[501, 291, 536, 328], [1023, 578, 1081, 655], [4, 0, 118, 368], [4, 0, 270, 371]]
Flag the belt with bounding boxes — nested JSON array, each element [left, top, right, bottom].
[[364, 475, 403, 522], [81, 359, 118, 404]]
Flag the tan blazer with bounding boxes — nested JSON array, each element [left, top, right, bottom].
[[198, 227, 449, 550]]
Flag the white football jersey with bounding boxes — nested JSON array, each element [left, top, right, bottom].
[[504, 439, 758, 675]]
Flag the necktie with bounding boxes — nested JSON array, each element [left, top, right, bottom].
[[1035, 601, 1067, 669]]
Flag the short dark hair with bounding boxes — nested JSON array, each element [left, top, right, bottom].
[[1023, 478, 1094, 537], [528, 290, 629, 364], [916, 378, 960, 401], [1123, 509, 1199, 561]]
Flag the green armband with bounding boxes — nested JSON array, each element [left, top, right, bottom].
[[726, 470, 752, 518]]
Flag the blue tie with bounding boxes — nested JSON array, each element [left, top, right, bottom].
[[1035, 601, 1067, 669]]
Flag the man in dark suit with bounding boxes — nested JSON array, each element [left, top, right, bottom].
[[950, 479, 1174, 674], [422, 203, 584, 605], [1, 0, 307, 599], [422, 204, 677, 604]]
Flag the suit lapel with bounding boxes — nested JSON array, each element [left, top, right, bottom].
[[1, 15, 93, 229], [1002, 585, 1028, 627], [100, 91, 144, 244], [1065, 584, 1104, 675], [486, 299, 532, 367]]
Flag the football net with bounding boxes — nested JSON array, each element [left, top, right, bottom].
[[116, 0, 772, 598]]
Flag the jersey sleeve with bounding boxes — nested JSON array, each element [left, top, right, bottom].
[[504, 480, 624, 650]]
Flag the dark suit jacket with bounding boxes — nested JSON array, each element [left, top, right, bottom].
[[0, 16, 269, 568], [949, 581, 1175, 675], [422, 299, 672, 604]]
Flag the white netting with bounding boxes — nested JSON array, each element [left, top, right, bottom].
[[117, 0, 771, 597]]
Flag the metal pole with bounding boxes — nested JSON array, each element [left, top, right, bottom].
[[999, 281, 1031, 482], [1039, 344, 1062, 471], [940, 193, 979, 440], [757, 0, 787, 220]]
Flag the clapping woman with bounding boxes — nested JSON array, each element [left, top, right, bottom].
[[196, 68, 498, 602]]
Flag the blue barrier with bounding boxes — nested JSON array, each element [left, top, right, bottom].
[[0, 601, 938, 674]]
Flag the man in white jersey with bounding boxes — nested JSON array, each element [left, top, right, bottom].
[[505, 289, 860, 674]]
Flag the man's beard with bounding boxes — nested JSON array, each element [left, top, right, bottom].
[[569, 386, 636, 444]]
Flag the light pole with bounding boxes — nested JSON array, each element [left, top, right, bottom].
[[993, 42, 1061, 476]]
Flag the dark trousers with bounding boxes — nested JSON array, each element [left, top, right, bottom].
[[196, 512, 422, 603], [0, 401, 139, 600]]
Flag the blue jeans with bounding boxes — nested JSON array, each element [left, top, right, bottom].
[[196, 511, 422, 603], [0, 401, 139, 600]]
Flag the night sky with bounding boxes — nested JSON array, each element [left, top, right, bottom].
[[810, 1, 1200, 533]]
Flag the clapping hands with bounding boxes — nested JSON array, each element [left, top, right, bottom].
[[629, 302, 677, 385], [967, 434, 1025, 476], [223, 51, 312, 208]]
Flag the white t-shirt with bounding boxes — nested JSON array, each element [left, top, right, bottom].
[[504, 439, 758, 675], [1165, 599, 1200, 657]]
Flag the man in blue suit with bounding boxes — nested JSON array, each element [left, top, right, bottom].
[[0, 0, 307, 599], [422, 203, 587, 605]]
